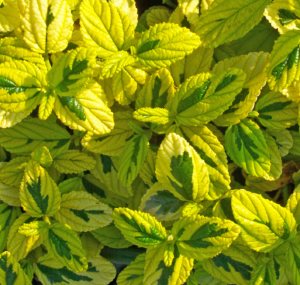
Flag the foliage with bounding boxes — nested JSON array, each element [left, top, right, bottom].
[[0, 0, 299, 284]]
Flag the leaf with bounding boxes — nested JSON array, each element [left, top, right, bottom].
[[179, 125, 231, 200], [230, 20, 279, 55], [261, 131, 282, 181], [118, 134, 149, 187], [173, 68, 246, 126], [58, 177, 85, 194], [0, 108, 32, 129], [54, 191, 113, 232], [45, 223, 88, 272], [172, 215, 240, 260], [135, 68, 174, 110], [267, 30, 300, 91], [91, 154, 133, 198], [20, 160, 61, 217], [112, 66, 149, 105], [133, 107, 172, 125], [82, 110, 136, 156], [31, 146, 53, 168], [289, 131, 300, 155], [249, 257, 277, 285], [266, 129, 293, 157], [232, 190, 297, 252], [212, 52, 269, 126], [80, 0, 135, 58], [117, 253, 145, 285], [139, 149, 157, 188], [48, 47, 97, 98], [0, 117, 70, 155], [35, 254, 116, 285], [54, 88, 114, 135], [0, 251, 31, 285], [0, 202, 19, 252], [203, 244, 257, 285], [156, 132, 209, 203], [81, 232, 103, 259], [101, 51, 136, 79], [7, 213, 44, 261], [255, 91, 298, 129], [139, 183, 186, 222], [287, 184, 300, 224], [169, 46, 214, 86], [22, 0, 73, 53], [0, 182, 21, 207], [194, 0, 271, 48], [143, 242, 194, 285], [225, 119, 271, 178], [18, 221, 48, 237], [134, 22, 200, 68], [178, 0, 200, 26], [53, 150, 95, 174], [111, 0, 138, 27], [264, 0, 300, 34], [0, 157, 30, 187], [113, 207, 167, 248], [0, 60, 46, 113], [146, 8, 172, 26], [0, 0, 20, 32], [92, 223, 133, 249], [38, 90, 56, 121], [0, 37, 46, 71], [286, 241, 300, 284]]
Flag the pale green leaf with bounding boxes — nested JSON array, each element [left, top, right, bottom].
[[113, 207, 167, 248], [232, 190, 297, 252], [225, 119, 271, 178], [194, 0, 271, 48]]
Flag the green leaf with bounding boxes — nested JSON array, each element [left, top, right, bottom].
[[117, 253, 145, 285], [267, 30, 300, 91], [287, 184, 300, 224], [194, 0, 271, 48], [80, 0, 135, 58], [92, 223, 133, 249], [133, 107, 172, 125], [45, 223, 87, 272], [179, 125, 231, 200], [0, 117, 70, 155], [156, 133, 209, 203], [91, 154, 133, 198], [249, 257, 277, 285], [0, 251, 31, 285], [256, 91, 298, 129], [118, 134, 149, 187], [20, 160, 61, 217], [135, 23, 200, 68], [31, 146, 53, 168], [7, 214, 44, 261], [266, 128, 293, 157], [225, 119, 271, 177], [53, 150, 96, 174], [54, 191, 113, 232], [139, 183, 186, 222], [0, 60, 45, 113], [113, 207, 167, 248], [35, 254, 116, 285], [172, 215, 240, 260], [212, 52, 269, 126], [135, 68, 174, 110], [48, 47, 97, 98], [232, 190, 297, 252], [101, 51, 136, 79], [82, 110, 136, 156], [169, 46, 214, 86], [173, 68, 246, 126]]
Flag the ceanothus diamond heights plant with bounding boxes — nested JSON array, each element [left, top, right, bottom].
[[0, 0, 300, 284]]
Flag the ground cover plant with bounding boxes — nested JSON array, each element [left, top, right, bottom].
[[1, 0, 300, 284]]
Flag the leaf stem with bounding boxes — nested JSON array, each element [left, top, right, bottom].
[[44, 54, 51, 71], [283, 185, 290, 206]]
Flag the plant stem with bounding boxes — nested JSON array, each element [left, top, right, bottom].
[[44, 54, 51, 71], [273, 187, 283, 203], [282, 185, 290, 206]]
